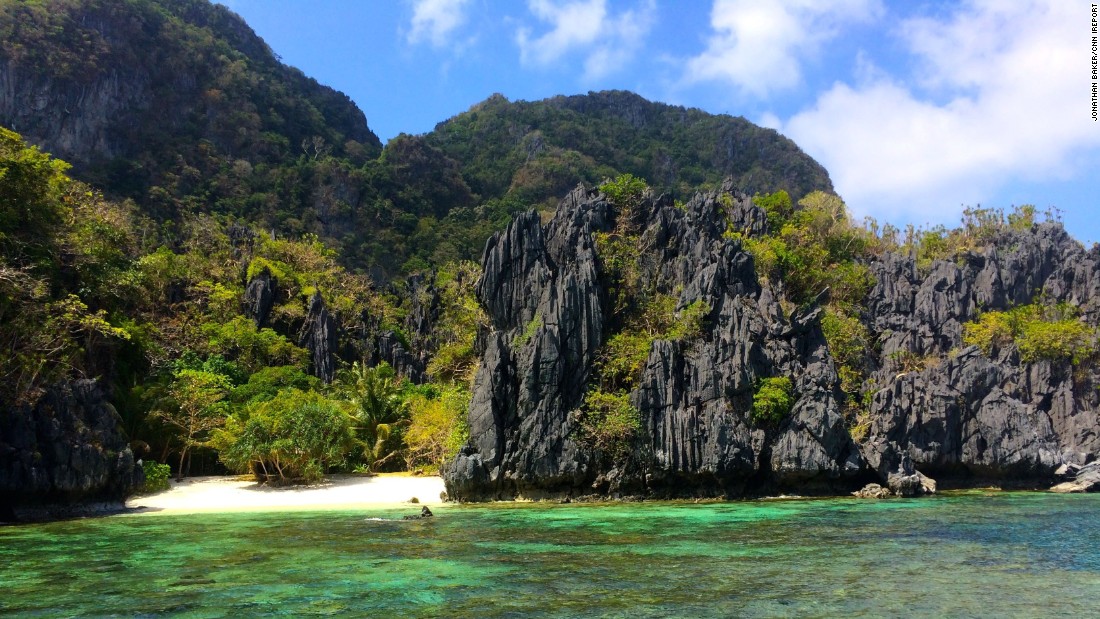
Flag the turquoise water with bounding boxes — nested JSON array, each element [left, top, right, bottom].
[[3, 492, 1100, 617]]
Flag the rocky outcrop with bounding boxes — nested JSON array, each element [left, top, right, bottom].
[[446, 184, 1100, 501], [0, 380, 143, 520], [244, 267, 275, 327], [886, 454, 936, 497], [445, 184, 864, 501], [860, 224, 1100, 487], [299, 292, 338, 384], [1050, 461, 1100, 493], [852, 483, 892, 499], [374, 331, 426, 384]]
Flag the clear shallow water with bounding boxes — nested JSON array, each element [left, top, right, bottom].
[[3, 492, 1100, 618]]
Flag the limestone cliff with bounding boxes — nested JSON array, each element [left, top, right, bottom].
[[0, 380, 143, 520], [445, 185, 1100, 500], [860, 225, 1100, 483], [447, 184, 863, 500]]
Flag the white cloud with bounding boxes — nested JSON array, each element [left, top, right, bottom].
[[685, 0, 882, 97], [782, 0, 1096, 224], [408, 0, 470, 48], [516, 0, 655, 81], [757, 111, 782, 131]]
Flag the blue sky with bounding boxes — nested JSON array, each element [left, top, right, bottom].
[[220, 0, 1100, 244]]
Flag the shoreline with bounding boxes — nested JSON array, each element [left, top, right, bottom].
[[3, 482, 1070, 524], [124, 473, 447, 515]]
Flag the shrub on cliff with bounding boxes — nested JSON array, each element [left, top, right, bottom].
[[964, 302, 1098, 364], [752, 377, 794, 426], [573, 390, 641, 459]]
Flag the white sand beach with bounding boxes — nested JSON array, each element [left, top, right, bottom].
[[126, 473, 447, 514]]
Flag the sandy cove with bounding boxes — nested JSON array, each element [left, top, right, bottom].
[[126, 473, 447, 514]]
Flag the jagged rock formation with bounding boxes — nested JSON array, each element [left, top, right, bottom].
[[1050, 461, 1100, 493], [447, 184, 1100, 501], [446, 183, 863, 500], [0, 380, 143, 520], [374, 331, 426, 384], [860, 224, 1100, 485], [244, 267, 275, 327], [299, 292, 338, 384]]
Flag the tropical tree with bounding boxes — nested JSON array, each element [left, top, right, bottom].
[[150, 368, 232, 479], [333, 362, 408, 470], [214, 389, 353, 483], [404, 386, 469, 472]]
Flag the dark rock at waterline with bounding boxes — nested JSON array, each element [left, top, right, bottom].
[[0, 380, 143, 520], [884, 454, 936, 497], [859, 223, 1100, 486], [1050, 461, 1100, 493], [403, 506, 434, 520]]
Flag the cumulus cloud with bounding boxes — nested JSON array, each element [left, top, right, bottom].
[[407, 0, 470, 47], [516, 0, 655, 81], [685, 0, 882, 97], [782, 0, 1095, 223]]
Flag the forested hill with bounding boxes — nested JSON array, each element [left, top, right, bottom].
[[0, 0, 409, 272], [424, 91, 833, 210], [0, 0, 834, 277], [0, 0, 380, 204]]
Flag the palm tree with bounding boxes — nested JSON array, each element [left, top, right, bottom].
[[335, 362, 407, 471]]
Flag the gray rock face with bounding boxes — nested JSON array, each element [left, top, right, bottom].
[[298, 292, 338, 384], [374, 331, 426, 384], [0, 380, 143, 519], [446, 187, 1100, 500], [1050, 461, 1100, 493], [860, 223, 1100, 486], [445, 184, 863, 500], [244, 267, 275, 327]]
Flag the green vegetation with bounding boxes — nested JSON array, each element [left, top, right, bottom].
[[964, 302, 1098, 364], [738, 190, 876, 307], [572, 176, 716, 457], [334, 363, 407, 472], [404, 386, 470, 472], [730, 189, 876, 431], [0, 126, 476, 483], [424, 261, 487, 383], [820, 309, 871, 395], [573, 390, 641, 458], [138, 461, 172, 494], [426, 91, 832, 210], [150, 367, 232, 478], [513, 313, 543, 349], [0, 128, 135, 404], [213, 389, 354, 483], [897, 205, 1054, 272], [752, 377, 794, 426]]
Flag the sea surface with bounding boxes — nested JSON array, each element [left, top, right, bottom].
[[2, 491, 1099, 617]]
